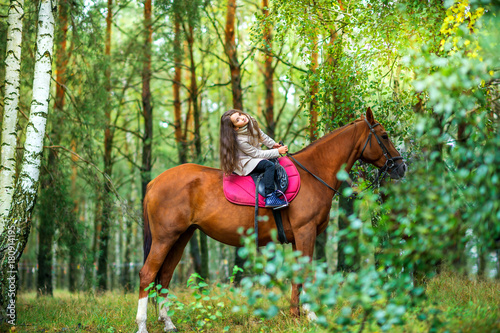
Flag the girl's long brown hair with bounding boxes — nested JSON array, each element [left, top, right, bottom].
[[220, 109, 261, 175]]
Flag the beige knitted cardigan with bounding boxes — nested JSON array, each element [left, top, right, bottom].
[[233, 123, 279, 176]]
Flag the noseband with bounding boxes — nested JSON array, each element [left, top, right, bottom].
[[359, 119, 404, 179]]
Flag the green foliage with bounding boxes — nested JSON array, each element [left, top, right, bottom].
[[232, 223, 428, 332], [252, 0, 447, 134], [232, 2, 500, 326], [397, 0, 499, 252], [6, 0, 499, 327], [16, 272, 500, 332], [147, 273, 231, 331]]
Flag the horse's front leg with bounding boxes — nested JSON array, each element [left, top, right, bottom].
[[290, 225, 316, 318]]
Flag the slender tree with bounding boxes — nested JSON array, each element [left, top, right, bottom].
[[262, 0, 275, 138], [308, 36, 318, 142], [36, 0, 71, 296], [173, 18, 187, 164], [141, 0, 153, 204], [309, 31, 325, 259], [97, 0, 114, 291], [185, 23, 201, 160], [187, 24, 210, 280], [224, 0, 243, 110], [223, 0, 246, 284], [337, 182, 360, 273], [0, 0, 55, 324], [0, 0, 24, 229]]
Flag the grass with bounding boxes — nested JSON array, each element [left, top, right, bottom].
[[12, 272, 500, 333]]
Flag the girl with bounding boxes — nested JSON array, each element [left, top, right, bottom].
[[220, 109, 289, 209]]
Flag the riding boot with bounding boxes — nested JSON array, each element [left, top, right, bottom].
[[265, 190, 289, 210]]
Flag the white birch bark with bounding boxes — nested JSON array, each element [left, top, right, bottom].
[[0, 0, 25, 231], [14, 0, 54, 212], [0, 0, 54, 323]]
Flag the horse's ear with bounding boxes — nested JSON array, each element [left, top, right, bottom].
[[366, 107, 375, 125]]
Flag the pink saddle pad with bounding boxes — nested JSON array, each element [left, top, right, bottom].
[[223, 157, 301, 207]]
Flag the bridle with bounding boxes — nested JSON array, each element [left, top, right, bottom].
[[358, 118, 404, 184], [286, 119, 404, 195]]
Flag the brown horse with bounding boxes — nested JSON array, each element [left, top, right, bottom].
[[135, 108, 406, 333]]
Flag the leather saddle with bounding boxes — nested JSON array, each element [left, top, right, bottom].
[[250, 158, 289, 197]]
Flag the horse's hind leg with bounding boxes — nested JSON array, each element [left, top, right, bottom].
[[157, 227, 196, 332]]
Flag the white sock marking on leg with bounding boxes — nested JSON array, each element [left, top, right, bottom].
[[159, 298, 177, 332], [136, 297, 148, 333]]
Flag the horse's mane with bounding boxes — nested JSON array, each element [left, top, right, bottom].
[[291, 118, 365, 155]]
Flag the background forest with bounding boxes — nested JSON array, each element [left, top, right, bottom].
[[0, 0, 499, 331]]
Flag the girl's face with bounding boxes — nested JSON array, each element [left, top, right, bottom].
[[230, 112, 249, 129]]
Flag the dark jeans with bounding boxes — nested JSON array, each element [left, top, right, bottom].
[[250, 159, 275, 196]]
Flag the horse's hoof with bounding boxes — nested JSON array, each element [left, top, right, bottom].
[[136, 323, 148, 333]]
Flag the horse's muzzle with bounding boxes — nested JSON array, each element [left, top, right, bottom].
[[389, 161, 407, 179]]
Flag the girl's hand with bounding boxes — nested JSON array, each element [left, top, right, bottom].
[[278, 145, 288, 154], [272, 143, 282, 148]]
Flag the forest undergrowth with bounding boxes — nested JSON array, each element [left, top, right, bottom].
[[14, 271, 500, 333]]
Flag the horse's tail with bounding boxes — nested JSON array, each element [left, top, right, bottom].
[[143, 186, 153, 264]]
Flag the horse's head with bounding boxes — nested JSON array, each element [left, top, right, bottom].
[[359, 108, 407, 179]]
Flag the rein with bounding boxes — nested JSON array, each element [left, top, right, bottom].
[[286, 153, 341, 196], [285, 119, 404, 195]]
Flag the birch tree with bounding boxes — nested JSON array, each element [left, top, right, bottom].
[[0, 0, 55, 325], [0, 0, 24, 230]]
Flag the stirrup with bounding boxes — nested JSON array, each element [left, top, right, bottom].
[[273, 190, 289, 210], [265, 190, 288, 210]]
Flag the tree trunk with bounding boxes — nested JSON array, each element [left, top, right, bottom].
[[141, 0, 153, 204], [67, 147, 80, 293], [233, 247, 245, 285], [37, 181, 55, 295], [36, 0, 70, 296], [0, 0, 55, 324], [200, 232, 209, 280], [337, 182, 359, 273], [186, 23, 202, 160], [0, 0, 24, 228], [477, 245, 488, 279], [309, 34, 325, 259], [57, 0, 80, 294], [189, 235, 202, 277], [326, 27, 343, 128], [309, 35, 319, 141], [225, 0, 243, 110], [122, 216, 133, 291], [225, 0, 245, 283], [184, 22, 209, 280], [173, 18, 187, 164], [262, 0, 275, 138], [97, 0, 114, 292]]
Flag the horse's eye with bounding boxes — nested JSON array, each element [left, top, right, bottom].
[[382, 134, 389, 140]]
